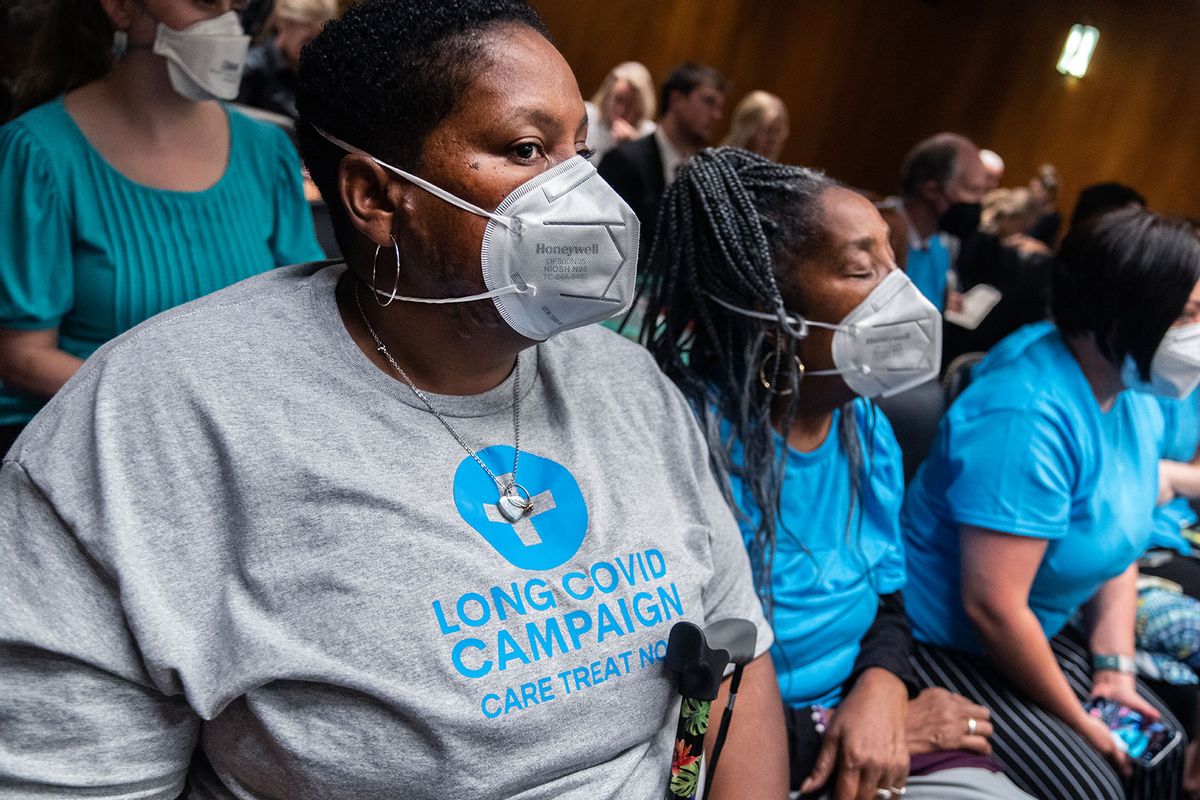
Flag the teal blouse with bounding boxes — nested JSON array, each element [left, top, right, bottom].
[[0, 98, 325, 425]]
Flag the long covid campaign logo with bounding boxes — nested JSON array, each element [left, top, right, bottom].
[[454, 446, 588, 570]]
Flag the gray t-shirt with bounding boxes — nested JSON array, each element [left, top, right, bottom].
[[0, 263, 771, 799]]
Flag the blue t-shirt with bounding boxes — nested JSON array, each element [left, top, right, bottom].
[[0, 98, 325, 425], [727, 399, 906, 707], [906, 234, 950, 313], [902, 322, 1164, 653], [1150, 389, 1200, 554]]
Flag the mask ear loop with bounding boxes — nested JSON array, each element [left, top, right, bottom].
[[311, 124, 519, 231], [371, 236, 401, 307]]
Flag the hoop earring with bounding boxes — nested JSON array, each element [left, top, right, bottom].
[[759, 350, 804, 395], [371, 236, 401, 307]]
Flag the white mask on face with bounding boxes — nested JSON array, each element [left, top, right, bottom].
[[1122, 322, 1200, 399], [710, 270, 943, 398], [152, 11, 250, 101], [314, 127, 640, 341]]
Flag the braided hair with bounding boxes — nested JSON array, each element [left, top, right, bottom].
[[639, 147, 867, 615]]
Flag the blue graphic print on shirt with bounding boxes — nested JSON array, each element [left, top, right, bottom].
[[454, 445, 590, 570]]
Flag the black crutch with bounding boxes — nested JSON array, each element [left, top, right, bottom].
[[663, 618, 758, 799]]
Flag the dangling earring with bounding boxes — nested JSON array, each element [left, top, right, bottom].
[[759, 349, 805, 395], [371, 236, 401, 307], [112, 30, 129, 61]]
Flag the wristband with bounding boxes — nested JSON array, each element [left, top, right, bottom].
[[1092, 653, 1136, 675]]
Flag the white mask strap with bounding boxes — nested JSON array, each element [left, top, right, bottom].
[[375, 281, 534, 305], [705, 293, 844, 338], [313, 125, 518, 230], [365, 237, 534, 306]]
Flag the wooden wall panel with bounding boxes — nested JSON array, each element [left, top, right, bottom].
[[531, 0, 1200, 219]]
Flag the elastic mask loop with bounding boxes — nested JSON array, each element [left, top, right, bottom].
[[312, 125, 518, 230], [775, 304, 808, 340], [705, 292, 847, 340], [369, 276, 534, 305]]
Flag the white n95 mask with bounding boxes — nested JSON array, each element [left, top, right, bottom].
[[314, 127, 640, 341], [152, 11, 250, 101], [1123, 322, 1200, 399], [710, 270, 942, 398]]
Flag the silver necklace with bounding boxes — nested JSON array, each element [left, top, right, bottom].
[[354, 285, 532, 522]]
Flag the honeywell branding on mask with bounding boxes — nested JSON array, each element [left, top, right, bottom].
[[536, 243, 602, 280]]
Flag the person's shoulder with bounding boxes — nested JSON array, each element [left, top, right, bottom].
[[541, 325, 687, 408], [4, 262, 330, 465], [0, 99, 76, 194], [88, 262, 334, 369], [1, 97, 73, 151], [949, 325, 1097, 446], [544, 323, 657, 373], [855, 397, 898, 443], [854, 398, 904, 478], [959, 323, 1071, 406], [226, 103, 291, 148]]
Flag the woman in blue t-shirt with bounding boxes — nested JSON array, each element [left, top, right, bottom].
[[641, 148, 1034, 800], [0, 0, 324, 455], [902, 208, 1200, 800]]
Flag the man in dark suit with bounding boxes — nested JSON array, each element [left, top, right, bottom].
[[598, 62, 726, 269]]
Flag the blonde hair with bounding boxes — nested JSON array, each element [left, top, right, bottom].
[[981, 187, 1038, 234], [590, 61, 656, 126], [723, 91, 789, 149], [275, 0, 339, 25]]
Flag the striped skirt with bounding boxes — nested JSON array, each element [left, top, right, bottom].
[[911, 631, 1186, 800]]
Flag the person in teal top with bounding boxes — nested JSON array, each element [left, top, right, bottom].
[[1138, 389, 1200, 793], [901, 207, 1200, 800], [0, 0, 323, 452], [904, 233, 951, 314], [903, 320, 1167, 653], [724, 400, 906, 710], [1152, 389, 1200, 555], [642, 148, 1034, 800]]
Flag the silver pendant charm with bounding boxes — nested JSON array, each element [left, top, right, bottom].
[[498, 483, 532, 523]]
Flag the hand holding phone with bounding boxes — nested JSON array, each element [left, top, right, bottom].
[[1084, 696, 1182, 768]]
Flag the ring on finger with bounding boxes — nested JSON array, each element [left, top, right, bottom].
[[967, 716, 978, 736], [875, 791, 893, 799]]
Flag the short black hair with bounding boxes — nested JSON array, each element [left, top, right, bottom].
[[899, 132, 967, 197], [295, 0, 547, 253], [1052, 207, 1200, 378], [659, 61, 727, 116], [1069, 182, 1147, 231]]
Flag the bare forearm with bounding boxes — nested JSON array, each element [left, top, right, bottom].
[[1161, 459, 1200, 501], [703, 653, 788, 800], [971, 606, 1088, 731], [0, 345, 83, 398]]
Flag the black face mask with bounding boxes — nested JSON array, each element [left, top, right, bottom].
[[938, 202, 982, 239]]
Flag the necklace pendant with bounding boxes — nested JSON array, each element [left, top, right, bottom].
[[498, 483, 532, 523]]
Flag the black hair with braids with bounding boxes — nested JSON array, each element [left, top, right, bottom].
[[640, 147, 869, 615]]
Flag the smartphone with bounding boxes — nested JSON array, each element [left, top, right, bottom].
[[1084, 697, 1183, 768]]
